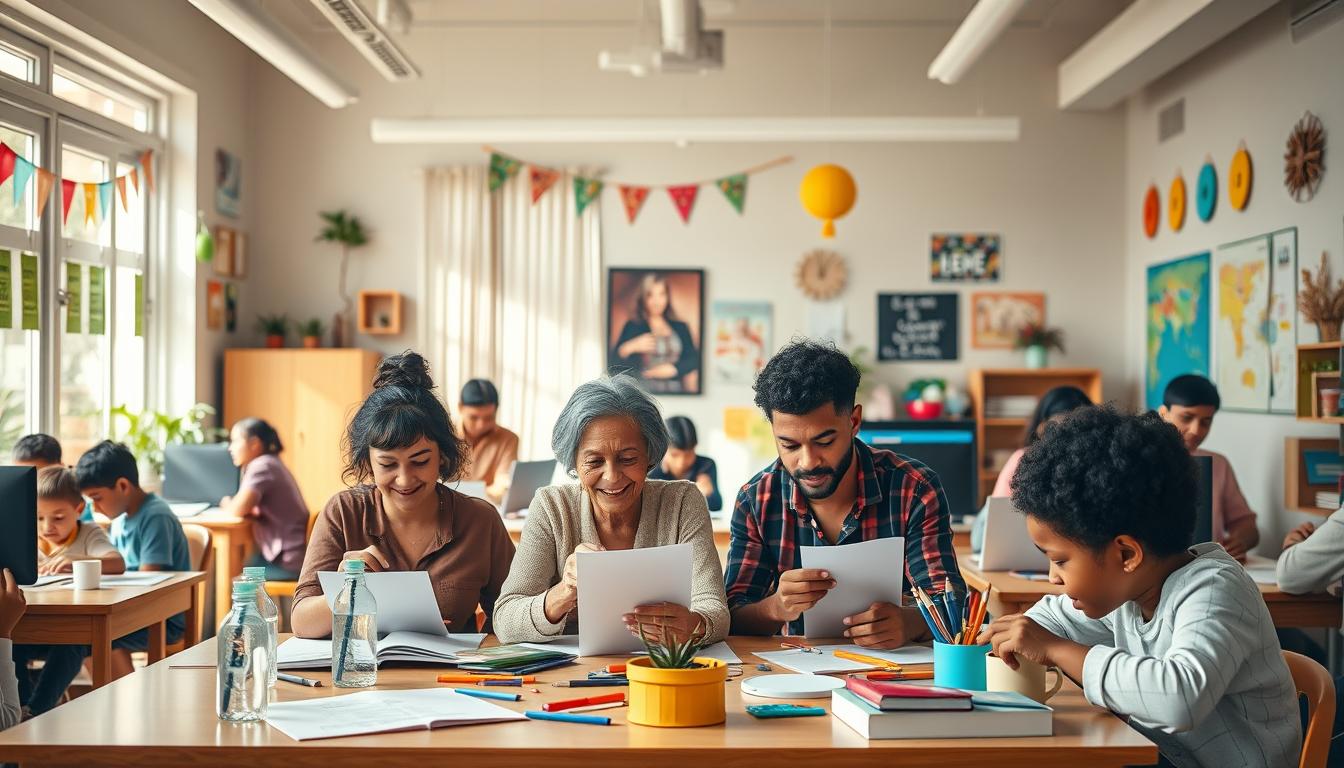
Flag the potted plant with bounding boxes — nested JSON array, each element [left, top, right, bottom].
[[256, 314, 289, 348], [1015, 324, 1065, 369], [1299, 252, 1344, 342], [626, 626, 727, 728], [299, 318, 325, 349], [112, 403, 226, 491], [317, 210, 368, 348]]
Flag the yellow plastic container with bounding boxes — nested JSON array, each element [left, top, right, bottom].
[[626, 656, 727, 727]]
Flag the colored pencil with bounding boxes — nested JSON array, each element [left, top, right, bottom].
[[552, 679, 629, 688], [453, 687, 522, 702], [543, 692, 626, 712], [914, 587, 953, 642], [525, 710, 611, 725]]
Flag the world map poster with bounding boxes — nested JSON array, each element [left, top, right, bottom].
[[1146, 253, 1211, 410], [1215, 236, 1272, 412]]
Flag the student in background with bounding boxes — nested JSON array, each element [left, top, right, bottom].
[[1, 568, 27, 730], [221, 418, 309, 580], [971, 386, 1093, 552], [979, 406, 1299, 768], [75, 441, 191, 680], [12, 433, 93, 522], [1157, 374, 1259, 561], [648, 416, 722, 512], [290, 353, 515, 638], [458, 379, 519, 505], [11, 468, 124, 717]]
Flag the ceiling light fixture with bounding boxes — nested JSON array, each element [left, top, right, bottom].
[[928, 0, 1029, 85]]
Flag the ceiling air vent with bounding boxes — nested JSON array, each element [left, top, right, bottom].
[[1158, 98, 1184, 143], [310, 0, 419, 81]]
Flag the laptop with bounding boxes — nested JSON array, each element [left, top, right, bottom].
[[162, 443, 240, 512], [977, 497, 1049, 572], [498, 459, 558, 516], [0, 466, 38, 585]]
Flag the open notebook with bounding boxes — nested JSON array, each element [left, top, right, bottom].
[[265, 688, 525, 741], [275, 632, 486, 669]]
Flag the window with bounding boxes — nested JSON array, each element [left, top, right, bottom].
[[0, 43, 33, 83], [52, 62, 150, 132], [0, 112, 40, 457]]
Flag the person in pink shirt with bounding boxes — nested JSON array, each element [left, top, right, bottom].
[[1158, 374, 1260, 562], [220, 418, 310, 579]]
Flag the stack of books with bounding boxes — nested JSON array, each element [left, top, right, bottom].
[[831, 678, 1053, 739], [985, 395, 1038, 419], [1316, 491, 1341, 510]]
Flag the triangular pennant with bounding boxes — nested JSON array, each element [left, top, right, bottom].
[[82, 182, 98, 226], [667, 184, 699, 224], [35, 169, 55, 220], [574, 177, 603, 217], [138, 150, 154, 194], [60, 178, 76, 225], [12, 157, 34, 207], [115, 176, 129, 212], [0, 144, 15, 187], [715, 173, 747, 214], [618, 185, 650, 224], [97, 181, 114, 220], [529, 166, 561, 204], [488, 152, 522, 191], [128, 167, 139, 194]]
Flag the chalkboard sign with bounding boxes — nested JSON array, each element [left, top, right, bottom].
[[877, 293, 959, 361]]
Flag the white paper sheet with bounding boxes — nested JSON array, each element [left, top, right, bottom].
[[519, 637, 742, 664], [26, 574, 72, 587], [264, 687, 525, 741], [753, 643, 933, 674], [275, 632, 486, 669], [576, 543, 692, 656], [57, 572, 174, 588], [319, 570, 447, 636], [797, 537, 905, 638], [1243, 554, 1279, 585]]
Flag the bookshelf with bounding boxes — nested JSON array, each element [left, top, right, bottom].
[[1284, 437, 1342, 516], [967, 368, 1103, 507], [1296, 341, 1344, 422]]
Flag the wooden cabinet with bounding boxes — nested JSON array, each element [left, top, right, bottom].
[[223, 349, 381, 511]]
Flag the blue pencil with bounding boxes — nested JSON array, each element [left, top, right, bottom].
[[914, 600, 949, 643], [525, 710, 612, 725], [454, 687, 522, 702], [936, 591, 958, 637]]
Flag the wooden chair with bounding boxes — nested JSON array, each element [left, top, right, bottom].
[[170, 524, 214, 652], [1285, 650, 1336, 768], [264, 509, 320, 630]]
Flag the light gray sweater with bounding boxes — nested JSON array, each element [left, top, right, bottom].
[[1026, 543, 1301, 768], [1, 638, 19, 729], [493, 480, 729, 645], [1277, 507, 1344, 597]]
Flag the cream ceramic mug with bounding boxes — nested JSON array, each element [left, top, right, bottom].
[[985, 654, 1063, 704]]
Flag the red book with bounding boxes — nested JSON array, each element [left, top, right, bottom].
[[844, 678, 973, 712]]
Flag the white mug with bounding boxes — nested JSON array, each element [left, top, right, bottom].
[[985, 653, 1064, 704], [72, 559, 101, 590]]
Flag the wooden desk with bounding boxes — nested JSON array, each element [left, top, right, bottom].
[[184, 509, 253, 617], [0, 635, 1156, 767], [958, 547, 1343, 628], [13, 572, 206, 688]]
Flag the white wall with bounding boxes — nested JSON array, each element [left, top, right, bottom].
[[247, 11, 1128, 495], [1124, 3, 1344, 549]]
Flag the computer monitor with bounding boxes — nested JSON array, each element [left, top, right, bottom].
[[857, 420, 978, 519], [0, 466, 38, 585], [1192, 454, 1214, 545], [162, 443, 239, 504], [499, 459, 558, 516]]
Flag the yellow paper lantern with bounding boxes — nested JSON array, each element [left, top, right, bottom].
[[799, 164, 856, 238]]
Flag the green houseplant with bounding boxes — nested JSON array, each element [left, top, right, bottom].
[[626, 624, 726, 728], [1014, 324, 1065, 370], [299, 317, 325, 349], [316, 210, 368, 348], [256, 314, 289, 348], [112, 403, 225, 489]]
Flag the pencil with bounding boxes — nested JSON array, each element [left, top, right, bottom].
[[915, 587, 954, 643]]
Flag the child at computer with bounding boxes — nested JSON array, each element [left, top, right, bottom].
[[10, 467, 125, 716], [75, 441, 191, 680], [978, 406, 1300, 768], [12, 433, 94, 522], [0, 567, 26, 730], [1157, 374, 1259, 561], [221, 418, 309, 580]]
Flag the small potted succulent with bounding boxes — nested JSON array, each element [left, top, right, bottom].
[[299, 318, 325, 349], [256, 314, 290, 348], [626, 624, 726, 728], [1015, 323, 1065, 370]]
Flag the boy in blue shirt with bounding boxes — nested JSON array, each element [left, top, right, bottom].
[[75, 441, 191, 680]]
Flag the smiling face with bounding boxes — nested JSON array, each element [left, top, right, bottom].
[[37, 497, 81, 546], [1158, 403, 1216, 452], [770, 403, 860, 501], [1027, 515, 1135, 619], [577, 415, 649, 518], [370, 435, 442, 514]]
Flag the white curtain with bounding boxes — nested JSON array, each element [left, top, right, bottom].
[[422, 164, 604, 459]]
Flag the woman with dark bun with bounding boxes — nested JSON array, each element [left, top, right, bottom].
[[289, 351, 516, 638]]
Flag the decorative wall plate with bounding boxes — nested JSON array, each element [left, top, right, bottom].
[[795, 249, 847, 300], [1196, 162, 1217, 222], [1229, 145, 1253, 211], [1284, 110, 1325, 203], [1143, 185, 1160, 239], [1168, 174, 1186, 232]]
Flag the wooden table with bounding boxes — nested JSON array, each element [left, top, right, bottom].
[[183, 508, 253, 618], [957, 547, 1343, 628], [0, 635, 1156, 767], [13, 572, 206, 688]]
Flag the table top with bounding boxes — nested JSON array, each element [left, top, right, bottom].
[[18, 572, 206, 615], [0, 635, 1155, 767]]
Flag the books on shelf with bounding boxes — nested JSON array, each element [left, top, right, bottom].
[[985, 396, 1038, 419], [831, 688, 1052, 740], [276, 631, 486, 669], [1315, 491, 1341, 510]]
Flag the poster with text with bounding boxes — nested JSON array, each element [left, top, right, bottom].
[[711, 301, 771, 385], [930, 234, 1002, 282], [607, 268, 703, 395], [1268, 228, 1298, 414], [971, 291, 1045, 349], [1214, 236, 1272, 412], [1145, 253, 1211, 410], [877, 293, 958, 361]]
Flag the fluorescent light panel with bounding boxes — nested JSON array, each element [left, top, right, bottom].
[[928, 0, 1029, 85], [369, 116, 1020, 144]]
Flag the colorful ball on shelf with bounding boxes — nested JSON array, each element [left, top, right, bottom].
[[1196, 162, 1217, 222], [799, 164, 856, 238]]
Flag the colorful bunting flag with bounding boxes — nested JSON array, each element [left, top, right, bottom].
[[574, 177, 603, 217], [115, 176, 129, 212], [97, 182, 114, 222], [618, 185, 650, 224], [60, 179, 76, 225], [716, 173, 747, 214], [129, 167, 139, 194], [668, 184, 699, 224], [139, 150, 155, 194], [0, 144, 14, 187], [12, 157, 33, 206], [81, 183, 97, 226], [35, 169, 55, 220], [488, 152, 521, 191], [529, 166, 561, 204]]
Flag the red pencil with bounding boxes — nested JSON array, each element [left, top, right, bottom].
[[543, 692, 627, 712]]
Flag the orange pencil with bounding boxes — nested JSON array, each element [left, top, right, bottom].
[[436, 674, 537, 684], [960, 590, 981, 644], [968, 588, 990, 644]]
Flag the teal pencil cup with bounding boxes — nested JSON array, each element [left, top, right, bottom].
[[933, 641, 990, 690]]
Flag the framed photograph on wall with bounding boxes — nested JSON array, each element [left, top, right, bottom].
[[212, 226, 235, 277], [711, 300, 771, 385], [215, 148, 241, 219], [607, 268, 704, 395], [971, 291, 1045, 349]]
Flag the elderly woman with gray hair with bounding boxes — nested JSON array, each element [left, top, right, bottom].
[[492, 375, 729, 645]]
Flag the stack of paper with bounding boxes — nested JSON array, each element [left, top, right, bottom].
[[276, 632, 486, 669], [519, 636, 743, 663], [451, 643, 576, 675], [265, 688, 525, 741], [754, 644, 934, 674]]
